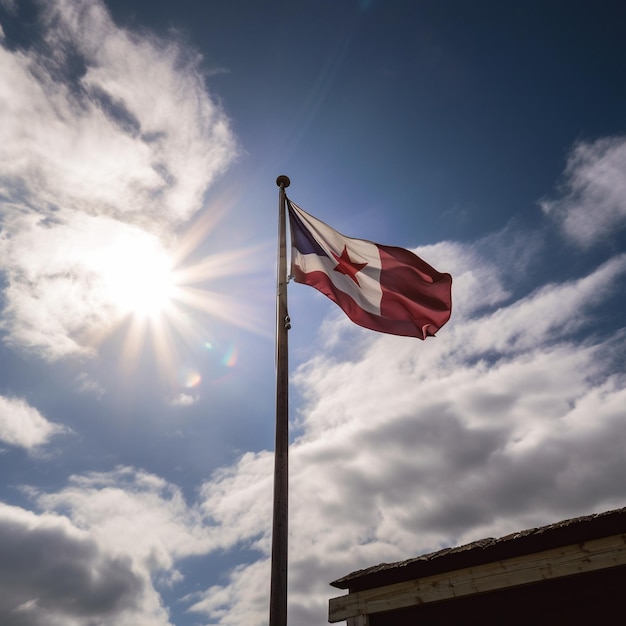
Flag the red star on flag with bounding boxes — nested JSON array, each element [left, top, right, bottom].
[[332, 246, 368, 286]]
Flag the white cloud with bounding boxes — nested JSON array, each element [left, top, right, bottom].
[[0, 395, 67, 451], [0, 209, 179, 360], [185, 560, 270, 625], [74, 372, 105, 397], [0, 0, 238, 360], [13, 465, 267, 625], [0, 0, 236, 223], [0, 502, 172, 626], [168, 393, 198, 407], [36, 467, 218, 569], [199, 452, 274, 551], [448, 253, 626, 358], [542, 136, 626, 246]]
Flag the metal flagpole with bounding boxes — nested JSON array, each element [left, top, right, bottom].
[[270, 174, 291, 626]]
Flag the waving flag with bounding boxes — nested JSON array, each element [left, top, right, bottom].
[[287, 199, 452, 339]]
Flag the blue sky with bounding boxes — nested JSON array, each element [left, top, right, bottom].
[[0, 1, 625, 624]]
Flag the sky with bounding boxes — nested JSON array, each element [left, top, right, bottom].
[[0, 0, 625, 624]]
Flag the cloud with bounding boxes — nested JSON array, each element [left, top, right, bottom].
[[168, 393, 198, 407], [15, 467, 214, 625], [0, 396, 67, 451], [0, 0, 236, 223], [15, 461, 271, 624], [74, 372, 105, 397], [0, 0, 238, 360], [199, 451, 274, 551], [541, 136, 626, 246], [0, 502, 172, 626], [185, 559, 270, 625], [0, 0, 16, 17], [0, 210, 175, 360], [36, 467, 219, 568], [14, 465, 275, 625]]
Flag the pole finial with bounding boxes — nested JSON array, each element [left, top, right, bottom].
[[276, 175, 290, 188]]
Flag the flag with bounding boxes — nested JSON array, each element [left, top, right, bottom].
[[287, 199, 452, 339]]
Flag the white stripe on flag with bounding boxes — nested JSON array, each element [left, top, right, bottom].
[[292, 245, 383, 316]]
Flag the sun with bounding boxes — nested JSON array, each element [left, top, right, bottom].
[[90, 208, 269, 383], [100, 231, 178, 319]]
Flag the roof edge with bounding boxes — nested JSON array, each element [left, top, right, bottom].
[[331, 506, 626, 591]]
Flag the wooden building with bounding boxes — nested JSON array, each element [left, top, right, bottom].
[[328, 507, 626, 625]]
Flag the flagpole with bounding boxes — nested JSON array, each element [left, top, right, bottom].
[[270, 174, 291, 626]]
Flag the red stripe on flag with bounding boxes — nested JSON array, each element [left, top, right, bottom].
[[378, 245, 452, 337]]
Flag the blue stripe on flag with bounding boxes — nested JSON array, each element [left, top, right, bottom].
[[288, 200, 327, 257]]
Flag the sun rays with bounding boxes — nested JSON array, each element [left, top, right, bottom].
[[99, 206, 273, 387]]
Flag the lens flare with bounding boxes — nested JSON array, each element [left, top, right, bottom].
[[179, 367, 202, 389], [222, 345, 238, 368]]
